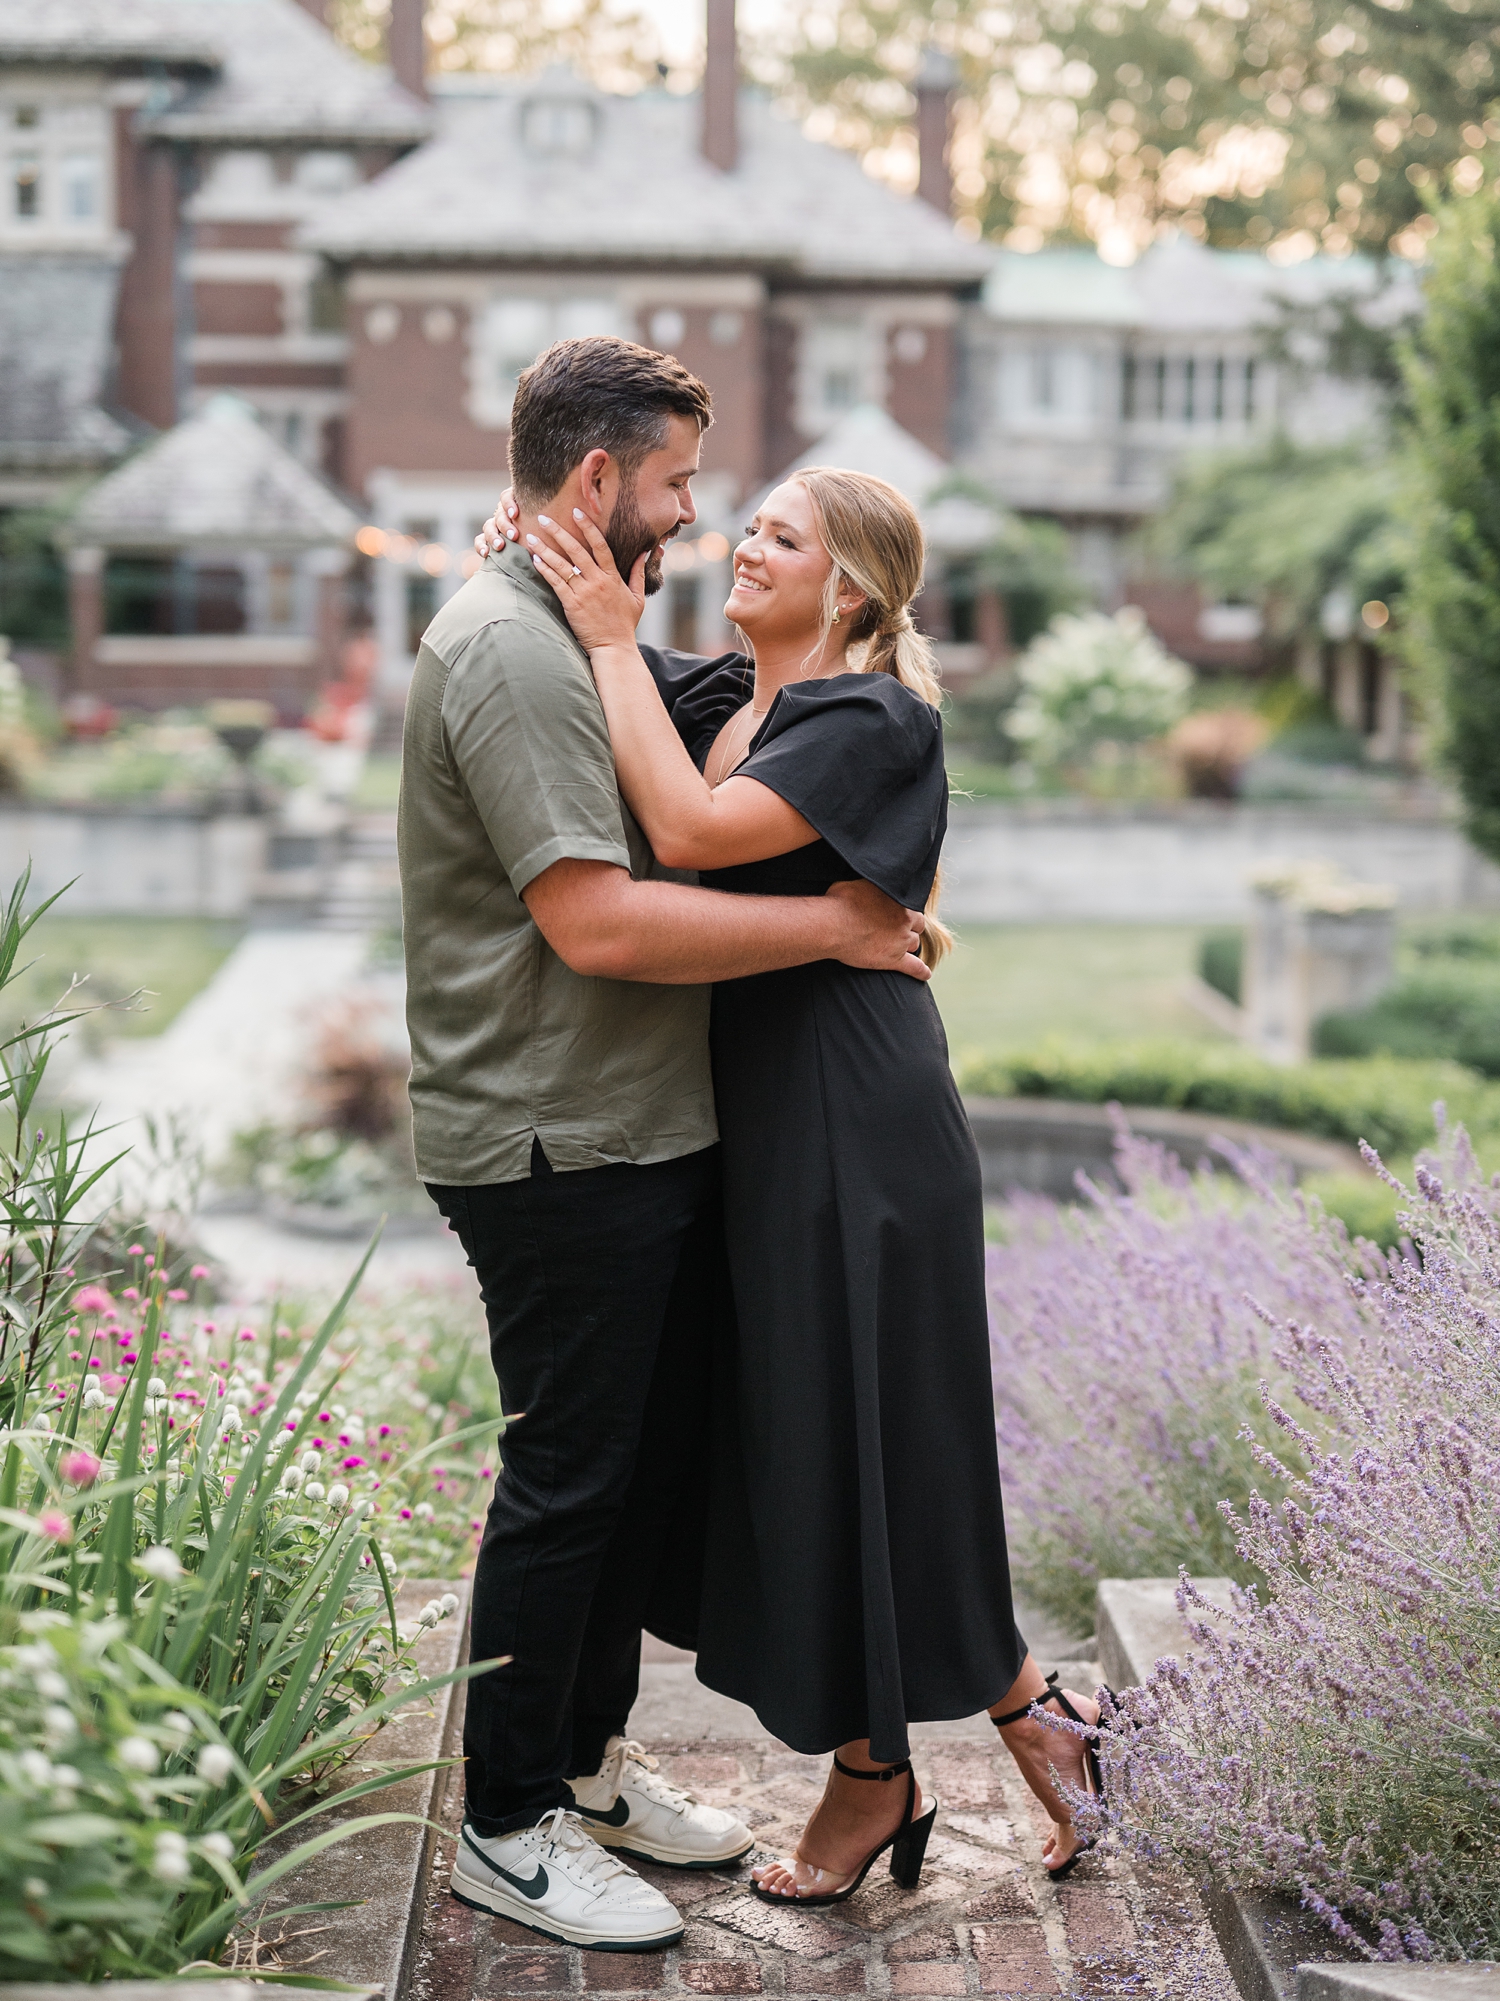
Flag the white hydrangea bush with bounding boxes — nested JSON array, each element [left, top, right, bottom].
[[1006, 608, 1193, 771]]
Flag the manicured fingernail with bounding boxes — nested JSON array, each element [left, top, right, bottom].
[[573, 509, 585, 520], [538, 515, 554, 527], [525, 533, 538, 546]]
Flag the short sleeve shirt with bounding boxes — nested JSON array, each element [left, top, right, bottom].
[[397, 543, 717, 1185]]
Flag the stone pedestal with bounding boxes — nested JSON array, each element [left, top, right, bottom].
[[1244, 869, 1396, 1064]]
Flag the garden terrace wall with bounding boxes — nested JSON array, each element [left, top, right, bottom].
[[942, 803, 1500, 922], [964, 1096, 1359, 1202], [0, 802, 318, 916]]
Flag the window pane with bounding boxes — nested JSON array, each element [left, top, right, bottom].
[[13, 153, 40, 218], [62, 152, 99, 220]]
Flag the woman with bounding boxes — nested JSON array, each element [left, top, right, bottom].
[[512, 470, 1102, 1902]]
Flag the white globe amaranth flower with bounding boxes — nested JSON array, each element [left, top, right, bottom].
[[152, 1831, 192, 1881], [116, 1735, 159, 1773], [146, 1376, 167, 1397], [280, 1465, 304, 1492], [200, 1831, 235, 1861], [304, 1480, 325, 1502], [197, 1742, 235, 1785], [138, 1545, 183, 1582], [413, 1501, 435, 1522], [35, 1667, 67, 1699], [325, 1483, 349, 1510], [351, 1496, 375, 1519], [1006, 608, 1192, 770], [439, 1592, 460, 1616], [22, 1876, 47, 1900], [220, 1406, 241, 1435], [416, 1600, 441, 1628], [18, 1749, 52, 1788], [82, 1383, 106, 1411], [42, 1704, 75, 1746], [162, 1710, 194, 1739], [299, 1449, 322, 1474]]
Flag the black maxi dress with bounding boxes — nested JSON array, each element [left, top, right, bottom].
[[664, 658, 1028, 1767]]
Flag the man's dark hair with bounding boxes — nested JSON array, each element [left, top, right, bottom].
[[508, 337, 714, 507]]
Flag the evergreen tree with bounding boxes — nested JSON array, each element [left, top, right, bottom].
[[1400, 187, 1500, 861]]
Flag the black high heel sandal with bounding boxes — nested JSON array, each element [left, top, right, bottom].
[[750, 1754, 939, 1907], [992, 1670, 1107, 1883]]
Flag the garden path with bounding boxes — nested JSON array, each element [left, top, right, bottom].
[[63, 918, 467, 1297], [409, 1635, 1238, 2001]]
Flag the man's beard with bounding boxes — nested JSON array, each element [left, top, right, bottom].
[[607, 480, 672, 596]]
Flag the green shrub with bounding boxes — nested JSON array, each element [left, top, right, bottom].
[[958, 1037, 1500, 1158], [1316, 959, 1500, 1074], [1197, 929, 1243, 1006]]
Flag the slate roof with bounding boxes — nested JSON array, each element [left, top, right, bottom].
[[73, 395, 361, 549], [304, 74, 992, 286], [0, 0, 430, 147], [984, 235, 1423, 333], [0, 257, 135, 471]]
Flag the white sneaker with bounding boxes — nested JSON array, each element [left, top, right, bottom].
[[451, 1808, 685, 1950], [568, 1736, 754, 1870]]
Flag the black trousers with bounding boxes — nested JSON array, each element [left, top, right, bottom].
[[428, 1140, 720, 1835]]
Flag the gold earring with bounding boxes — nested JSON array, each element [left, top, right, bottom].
[[833, 606, 841, 624]]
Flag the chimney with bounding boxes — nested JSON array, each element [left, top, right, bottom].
[[914, 48, 957, 214], [291, 0, 329, 23], [701, 0, 737, 173], [388, 0, 428, 102]]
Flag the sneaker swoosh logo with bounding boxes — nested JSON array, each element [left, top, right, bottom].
[[576, 1797, 632, 1828], [495, 1862, 550, 1901], [461, 1828, 549, 1900]]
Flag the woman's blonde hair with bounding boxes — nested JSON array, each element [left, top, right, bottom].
[[789, 467, 953, 969]]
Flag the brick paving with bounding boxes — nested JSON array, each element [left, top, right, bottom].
[[407, 1683, 1237, 2001]]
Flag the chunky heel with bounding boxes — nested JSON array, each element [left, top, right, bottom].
[[889, 1800, 937, 1890], [751, 1755, 933, 1908]]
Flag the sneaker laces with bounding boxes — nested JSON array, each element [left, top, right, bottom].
[[609, 1738, 702, 1812], [532, 1806, 635, 1887]]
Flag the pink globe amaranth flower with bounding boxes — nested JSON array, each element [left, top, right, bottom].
[[101, 1373, 126, 1394], [72, 1285, 113, 1316], [238, 1329, 255, 1342], [120, 1351, 137, 1365], [122, 1287, 139, 1303], [127, 1243, 145, 1256], [399, 1507, 413, 1520], [190, 1264, 209, 1280], [341, 1455, 366, 1470], [378, 1424, 392, 1439], [60, 1448, 101, 1487], [38, 1509, 71, 1542], [143, 1253, 155, 1268], [167, 1288, 187, 1301]]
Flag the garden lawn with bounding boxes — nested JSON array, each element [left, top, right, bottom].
[[933, 921, 1229, 1062], [351, 753, 402, 810], [4, 916, 243, 1041]]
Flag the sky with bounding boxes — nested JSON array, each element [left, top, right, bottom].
[[621, 0, 790, 68]]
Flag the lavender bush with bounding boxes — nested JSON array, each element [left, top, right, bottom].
[[1084, 1126, 1500, 1959], [988, 1127, 1379, 1633]]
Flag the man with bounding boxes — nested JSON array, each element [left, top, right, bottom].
[[398, 336, 926, 1953]]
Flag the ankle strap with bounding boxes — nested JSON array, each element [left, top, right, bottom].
[[992, 1670, 1068, 1730], [833, 1754, 912, 1781]]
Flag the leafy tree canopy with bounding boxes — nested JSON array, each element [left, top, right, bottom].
[[1150, 435, 1408, 635], [746, 0, 1500, 259]]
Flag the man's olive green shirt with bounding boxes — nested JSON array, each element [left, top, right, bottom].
[[397, 542, 716, 1186]]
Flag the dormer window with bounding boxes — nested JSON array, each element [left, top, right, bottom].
[[520, 96, 597, 157]]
